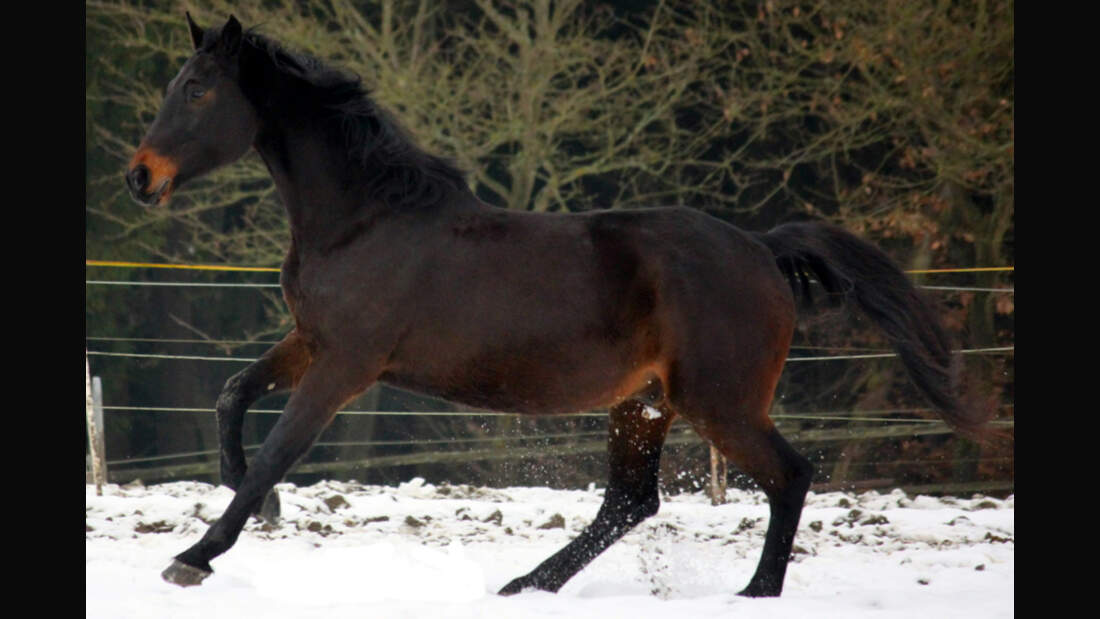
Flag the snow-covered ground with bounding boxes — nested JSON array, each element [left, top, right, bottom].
[[86, 478, 1013, 618]]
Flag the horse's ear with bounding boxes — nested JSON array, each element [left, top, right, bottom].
[[217, 15, 243, 57], [186, 12, 204, 50]]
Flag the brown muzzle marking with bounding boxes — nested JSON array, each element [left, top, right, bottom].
[[129, 147, 179, 205]]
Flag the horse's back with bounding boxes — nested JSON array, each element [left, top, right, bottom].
[[583, 206, 795, 324], [435, 204, 793, 339], [609, 207, 796, 354]]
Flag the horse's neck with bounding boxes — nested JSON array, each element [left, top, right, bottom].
[[254, 123, 371, 249], [254, 121, 482, 253]]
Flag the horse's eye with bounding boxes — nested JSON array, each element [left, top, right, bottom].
[[189, 87, 207, 101]]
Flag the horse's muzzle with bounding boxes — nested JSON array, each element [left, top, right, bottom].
[[127, 164, 173, 206], [127, 146, 179, 206]]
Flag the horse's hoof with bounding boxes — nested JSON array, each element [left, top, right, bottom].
[[737, 583, 781, 598], [161, 559, 212, 587], [498, 578, 530, 596], [499, 574, 558, 596], [257, 488, 281, 523]]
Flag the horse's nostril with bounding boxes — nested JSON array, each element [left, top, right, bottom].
[[129, 164, 150, 192]]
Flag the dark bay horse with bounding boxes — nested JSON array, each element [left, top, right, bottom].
[[126, 15, 990, 596]]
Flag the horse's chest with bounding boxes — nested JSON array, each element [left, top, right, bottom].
[[280, 260, 405, 346], [279, 251, 305, 318], [279, 246, 346, 316]]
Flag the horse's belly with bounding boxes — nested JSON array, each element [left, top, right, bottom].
[[380, 345, 660, 416]]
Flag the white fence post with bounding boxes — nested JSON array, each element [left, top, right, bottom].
[[86, 356, 106, 495]]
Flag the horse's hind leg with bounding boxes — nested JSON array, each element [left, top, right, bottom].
[[672, 359, 813, 597], [162, 354, 370, 587], [499, 400, 676, 595], [215, 331, 310, 520], [708, 423, 812, 597]]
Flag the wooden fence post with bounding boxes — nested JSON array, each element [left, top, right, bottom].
[[93, 376, 107, 480], [709, 445, 727, 505], [86, 356, 106, 495]]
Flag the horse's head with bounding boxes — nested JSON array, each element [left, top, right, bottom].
[[126, 14, 260, 206]]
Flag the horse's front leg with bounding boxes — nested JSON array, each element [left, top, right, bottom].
[[163, 354, 375, 586], [215, 331, 310, 521]]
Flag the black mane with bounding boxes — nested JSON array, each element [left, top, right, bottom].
[[226, 28, 470, 209]]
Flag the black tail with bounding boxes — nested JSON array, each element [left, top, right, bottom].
[[756, 221, 992, 437]]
